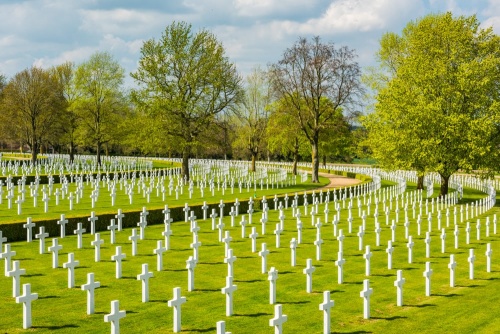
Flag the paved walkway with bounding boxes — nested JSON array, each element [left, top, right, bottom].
[[317, 172, 362, 189]]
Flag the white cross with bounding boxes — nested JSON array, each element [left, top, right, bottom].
[[1, 243, 16, 275], [335, 252, 345, 284], [221, 275, 237, 316], [57, 214, 69, 238], [394, 270, 405, 306], [91, 233, 104, 262], [137, 263, 154, 303], [359, 279, 373, 319], [88, 211, 98, 235], [74, 223, 86, 249], [23, 218, 35, 242], [259, 243, 270, 273], [386, 240, 394, 270], [48, 238, 63, 269], [111, 246, 126, 279], [35, 226, 49, 254], [150, 240, 166, 273], [303, 258, 315, 293], [115, 209, 125, 231], [16, 283, 38, 329], [224, 248, 237, 277], [468, 248, 475, 280], [81, 273, 100, 314], [108, 219, 118, 244], [162, 223, 173, 250], [486, 243, 493, 273], [448, 254, 457, 287], [268, 267, 278, 304], [7, 260, 25, 297], [168, 287, 187, 333], [319, 291, 334, 334], [63, 252, 80, 288], [423, 261, 433, 296], [269, 304, 287, 334], [128, 228, 140, 256], [104, 300, 126, 334]]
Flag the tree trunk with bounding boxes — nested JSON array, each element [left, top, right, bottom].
[[96, 141, 101, 166], [31, 139, 37, 164], [440, 174, 450, 196], [251, 153, 257, 172], [311, 139, 319, 183], [417, 174, 424, 190], [292, 137, 299, 176], [182, 146, 190, 182], [69, 142, 75, 164]]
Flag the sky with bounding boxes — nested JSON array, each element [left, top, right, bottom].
[[0, 0, 498, 88]]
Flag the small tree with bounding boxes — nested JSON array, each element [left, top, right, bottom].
[[1, 67, 62, 163], [233, 67, 271, 171], [74, 52, 125, 166], [132, 21, 243, 181], [270, 36, 363, 182]]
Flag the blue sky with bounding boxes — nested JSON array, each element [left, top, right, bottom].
[[0, 0, 497, 87]]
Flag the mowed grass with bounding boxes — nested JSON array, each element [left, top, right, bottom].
[[0, 175, 329, 224], [0, 183, 499, 333]]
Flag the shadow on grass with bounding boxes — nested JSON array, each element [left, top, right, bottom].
[[332, 331, 372, 334], [234, 279, 261, 283], [39, 295, 59, 299], [278, 300, 310, 305], [434, 293, 462, 298], [198, 262, 220, 265], [371, 273, 393, 277], [150, 299, 169, 303], [279, 271, 294, 275], [25, 273, 44, 277], [233, 312, 271, 317], [196, 288, 220, 292], [405, 303, 436, 308], [371, 315, 407, 321], [189, 327, 217, 333], [164, 268, 184, 272], [33, 324, 79, 330]]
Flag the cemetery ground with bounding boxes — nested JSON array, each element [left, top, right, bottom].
[[0, 177, 499, 333]]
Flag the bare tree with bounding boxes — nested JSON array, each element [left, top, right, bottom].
[[269, 36, 363, 182]]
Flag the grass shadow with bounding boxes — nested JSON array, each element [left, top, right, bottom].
[[188, 327, 217, 333], [32, 324, 79, 330], [434, 293, 462, 298], [39, 295, 59, 299], [405, 303, 436, 308], [371, 315, 407, 321], [233, 312, 271, 317]]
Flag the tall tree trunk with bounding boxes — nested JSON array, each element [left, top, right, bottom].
[[182, 146, 191, 182], [251, 152, 257, 172], [440, 174, 450, 196], [311, 139, 319, 183], [69, 142, 75, 164], [292, 137, 299, 176], [31, 138, 37, 164], [96, 141, 101, 166], [417, 174, 424, 190]]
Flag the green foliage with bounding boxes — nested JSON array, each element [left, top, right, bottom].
[[131, 22, 243, 179], [74, 52, 126, 164], [269, 36, 363, 182], [363, 13, 500, 194]]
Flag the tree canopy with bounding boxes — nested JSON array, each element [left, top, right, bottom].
[[131, 21, 243, 180], [363, 12, 500, 195], [269, 36, 363, 182]]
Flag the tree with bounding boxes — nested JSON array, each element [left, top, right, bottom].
[[267, 98, 309, 175], [51, 62, 81, 162], [269, 36, 363, 182], [131, 21, 243, 181], [1, 67, 62, 162], [233, 67, 271, 171], [363, 13, 500, 195], [74, 52, 125, 165]]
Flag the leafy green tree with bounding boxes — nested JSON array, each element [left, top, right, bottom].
[[74, 51, 125, 165], [233, 67, 271, 171], [1, 67, 62, 162], [267, 99, 309, 175], [363, 13, 500, 195], [131, 21, 243, 180], [269, 36, 363, 182]]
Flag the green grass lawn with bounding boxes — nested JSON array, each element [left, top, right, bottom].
[[0, 180, 499, 333]]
